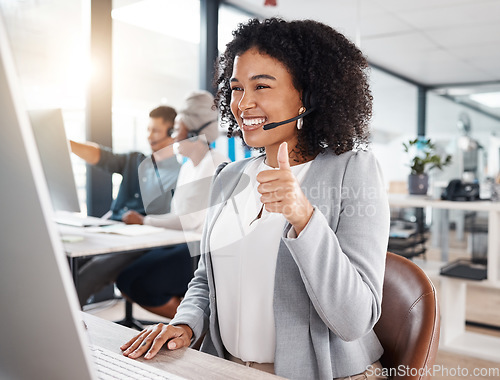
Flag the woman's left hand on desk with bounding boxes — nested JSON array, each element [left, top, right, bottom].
[[257, 142, 314, 235]]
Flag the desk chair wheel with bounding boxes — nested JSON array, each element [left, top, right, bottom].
[[115, 300, 161, 331]]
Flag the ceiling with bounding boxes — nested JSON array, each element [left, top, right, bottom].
[[225, 0, 500, 117], [2, 0, 499, 118], [226, 0, 500, 86]]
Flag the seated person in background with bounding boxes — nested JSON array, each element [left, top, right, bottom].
[[121, 18, 389, 380], [70, 105, 180, 221], [117, 90, 229, 318], [70, 106, 181, 306]]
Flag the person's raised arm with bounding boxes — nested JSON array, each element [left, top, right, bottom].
[[69, 140, 101, 165]]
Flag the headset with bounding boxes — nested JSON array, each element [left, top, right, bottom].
[[263, 89, 316, 130], [187, 119, 217, 140]]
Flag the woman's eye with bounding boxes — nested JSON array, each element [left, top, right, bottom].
[[231, 86, 243, 91], [256, 85, 269, 90]]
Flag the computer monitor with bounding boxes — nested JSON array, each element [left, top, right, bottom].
[[0, 14, 194, 380], [0, 14, 94, 380], [28, 108, 81, 213]]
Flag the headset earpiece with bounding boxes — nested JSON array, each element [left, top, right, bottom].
[[302, 89, 316, 111], [167, 126, 174, 137]]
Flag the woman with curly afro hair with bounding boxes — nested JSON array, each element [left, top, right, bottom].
[[122, 18, 390, 380]]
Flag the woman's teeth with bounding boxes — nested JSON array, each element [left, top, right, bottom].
[[243, 118, 266, 126]]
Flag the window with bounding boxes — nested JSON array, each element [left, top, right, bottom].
[[111, 0, 201, 155], [370, 67, 418, 186], [0, 0, 89, 211], [217, 3, 254, 161]]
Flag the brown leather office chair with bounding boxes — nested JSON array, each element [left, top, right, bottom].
[[374, 252, 440, 380]]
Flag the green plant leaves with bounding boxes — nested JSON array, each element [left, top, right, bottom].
[[403, 138, 452, 175]]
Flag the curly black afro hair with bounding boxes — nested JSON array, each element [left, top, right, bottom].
[[214, 18, 372, 157]]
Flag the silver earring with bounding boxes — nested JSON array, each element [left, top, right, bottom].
[[297, 106, 306, 130], [297, 118, 303, 130]]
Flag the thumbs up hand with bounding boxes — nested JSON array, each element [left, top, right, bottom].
[[256, 142, 314, 235], [277, 140, 291, 171]]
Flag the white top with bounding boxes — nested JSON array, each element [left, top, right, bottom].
[[210, 156, 312, 363], [144, 149, 228, 233]]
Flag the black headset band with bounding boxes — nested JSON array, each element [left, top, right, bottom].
[[188, 119, 217, 137]]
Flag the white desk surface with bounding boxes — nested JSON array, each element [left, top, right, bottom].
[[388, 193, 500, 211], [60, 224, 202, 258], [82, 312, 284, 380]]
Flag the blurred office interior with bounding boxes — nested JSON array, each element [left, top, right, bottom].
[[1, 2, 500, 375]]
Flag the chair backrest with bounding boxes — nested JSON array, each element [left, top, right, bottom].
[[374, 252, 440, 380]]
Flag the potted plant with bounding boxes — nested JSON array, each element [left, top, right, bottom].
[[403, 138, 452, 195]]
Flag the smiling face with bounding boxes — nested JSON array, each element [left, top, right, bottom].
[[229, 47, 303, 157]]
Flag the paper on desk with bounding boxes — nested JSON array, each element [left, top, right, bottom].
[[87, 224, 165, 236]]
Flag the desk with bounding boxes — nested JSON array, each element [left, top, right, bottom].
[[389, 194, 500, 362], [60, 224, 202, 293], [83, 312, 284, 380], [388, 194, 500, 283]]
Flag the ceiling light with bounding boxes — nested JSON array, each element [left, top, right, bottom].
[[469, 92, 500, 108]]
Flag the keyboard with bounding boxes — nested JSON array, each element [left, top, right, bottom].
[[89, 345, 187, 380]]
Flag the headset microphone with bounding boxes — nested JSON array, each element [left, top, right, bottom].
[[263, 107, 315, 130]]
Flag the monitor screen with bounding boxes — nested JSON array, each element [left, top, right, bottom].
[[29, 108, 81, 213]]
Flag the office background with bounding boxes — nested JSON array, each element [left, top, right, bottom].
[[1, 1, 500, 377], [1, 0, 500, 216]]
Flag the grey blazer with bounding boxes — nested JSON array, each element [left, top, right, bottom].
[[170, 149, 390, 379]]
